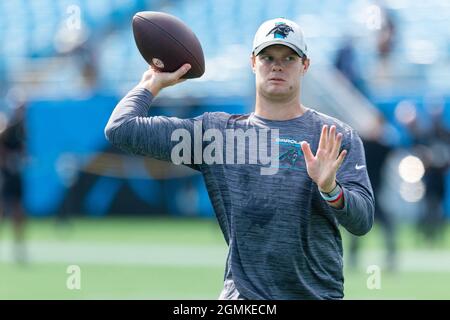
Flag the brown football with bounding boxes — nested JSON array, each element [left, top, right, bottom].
[[132, 11, 205, 79]]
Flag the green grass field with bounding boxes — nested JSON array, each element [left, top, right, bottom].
[[1, 217, 449, 299]]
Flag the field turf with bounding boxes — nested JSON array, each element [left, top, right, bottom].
[[0, 218, 449, 299]]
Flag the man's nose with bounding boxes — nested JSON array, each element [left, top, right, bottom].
[[271, 62, 283, 72]]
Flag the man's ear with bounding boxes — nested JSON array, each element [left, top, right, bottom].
[[302, 58, 310, 75], [251, 54, 256, 73]]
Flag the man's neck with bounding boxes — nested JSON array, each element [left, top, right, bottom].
[[254, 93, 307, 121]]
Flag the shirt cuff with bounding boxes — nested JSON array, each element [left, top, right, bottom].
[[122, 86, 154, 113], [329, 186, 348, 214], [135, 86, 154, 99]]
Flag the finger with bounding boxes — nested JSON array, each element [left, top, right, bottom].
[[172, 63, 191, 80], [331, 132, 343, 159], [328, 125, 336, 152], [334, 149, 347, 170], [150, 65, 160, 73], [142, 67, 154, 79], [301, 141, 315, 163], [318, 125, 328, 150], [175, 78, 187, 85], [144, 66, 156, 77]]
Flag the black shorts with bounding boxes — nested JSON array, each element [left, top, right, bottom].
[[2, 171, 23, 201]]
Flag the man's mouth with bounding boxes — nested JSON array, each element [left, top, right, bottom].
[[268, 77, 286, 82]]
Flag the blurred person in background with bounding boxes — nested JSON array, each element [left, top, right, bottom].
[[375, 4, 398, 80], [377, 8, 396, 61], [411, 106, 450, 246], [69, 37, 99, 96], [76, 42, 99, 94], [0, 94, 28, 264], [334, 36, 369, 98], [348, 113, 397, 271]]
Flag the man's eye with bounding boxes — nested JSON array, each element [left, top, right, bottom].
[[262, 56, 273, 61], [286, 56, 296, 61]]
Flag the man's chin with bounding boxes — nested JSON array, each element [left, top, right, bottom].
[[265, 88, 289, 98]]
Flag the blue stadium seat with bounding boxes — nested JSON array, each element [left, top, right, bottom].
[[1, 0, 450, 100]]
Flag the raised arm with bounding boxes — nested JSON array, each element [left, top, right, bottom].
[[330, 129, 375, 236], [302, 125, 374, 236], [104, 64, 202, 164]]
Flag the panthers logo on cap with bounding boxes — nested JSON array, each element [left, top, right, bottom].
[[266, 22, 294, 39]]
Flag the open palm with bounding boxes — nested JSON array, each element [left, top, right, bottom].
[[301, 125, 347, 193]]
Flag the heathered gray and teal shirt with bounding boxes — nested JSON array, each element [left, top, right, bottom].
[[105, 87, 375, 300]]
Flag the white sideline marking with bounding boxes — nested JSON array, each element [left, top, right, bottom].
[[0, 241, 227, 266], [1, 241, 450, 271]]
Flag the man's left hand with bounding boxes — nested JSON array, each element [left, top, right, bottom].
[[301, 125, 347, 193]]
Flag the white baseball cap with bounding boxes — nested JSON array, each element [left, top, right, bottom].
[[252, 18, 308, 58]]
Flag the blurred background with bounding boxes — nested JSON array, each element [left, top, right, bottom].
[[1, 0, 450, 299]]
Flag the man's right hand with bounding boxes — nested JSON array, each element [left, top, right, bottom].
[[137, 63, 191, 96]]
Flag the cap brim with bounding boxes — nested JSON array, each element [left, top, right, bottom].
[[253, 40, 305, 57]]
